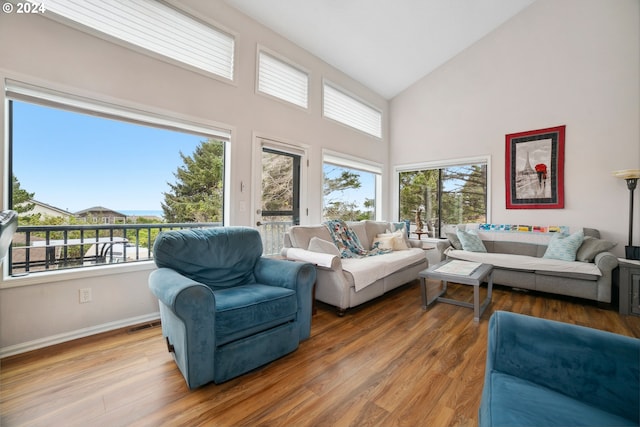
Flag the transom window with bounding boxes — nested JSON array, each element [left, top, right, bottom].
[[41, 0, 235, 81], [257, 50, 309, 109], [322, 81, 382, 138]]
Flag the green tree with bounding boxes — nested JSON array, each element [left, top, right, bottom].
[[323, 167, 364, 221], [161, 139, 224, 223], [11, 175, 35, 215]]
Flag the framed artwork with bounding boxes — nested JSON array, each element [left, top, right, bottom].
[[505, 125, 565, 209]]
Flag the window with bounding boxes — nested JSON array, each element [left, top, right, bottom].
[[258, 50, 308, 109], [323, 152, 381, 221], [323, 81, 382, 138], [398, 158, 489, 238], [6, 80, 229, 276], [41, 0, 235, 80]]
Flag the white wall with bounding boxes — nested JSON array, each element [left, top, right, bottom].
[[390, 0, 640, 257], [0, 0, 389, 354]]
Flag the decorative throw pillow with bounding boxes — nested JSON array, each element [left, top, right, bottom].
[[543, 231, 584, 262], [456, 229, 487, 252], [446, 232, 463, 250], [576, 236, 616, 262], [390, 222, 411, 248], [372, 234, 395, 251], [308, 236, 340, 257]]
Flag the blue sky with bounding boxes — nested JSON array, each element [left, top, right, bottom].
[[12, 101, 204, 213]]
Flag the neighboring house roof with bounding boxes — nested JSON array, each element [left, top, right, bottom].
[[25, 199, 72, 217], [74, 206, 128, 217]]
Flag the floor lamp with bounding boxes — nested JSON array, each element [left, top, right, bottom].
[[613, 169, 640, 260]]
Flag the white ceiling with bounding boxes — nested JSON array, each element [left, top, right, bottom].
[[224, 0, 536, 99]]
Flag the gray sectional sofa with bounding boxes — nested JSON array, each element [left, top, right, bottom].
[[282, 220, 429, 315], [441, 224, 618, 303]]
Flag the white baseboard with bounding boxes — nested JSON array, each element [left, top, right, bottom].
[[0, 312, 161, 358]]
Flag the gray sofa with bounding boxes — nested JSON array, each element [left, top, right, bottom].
[[441, 224, 618, 303], [282, 220, 429, 315]]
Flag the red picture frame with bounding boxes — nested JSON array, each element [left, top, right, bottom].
[[505, 125, 565, 209]]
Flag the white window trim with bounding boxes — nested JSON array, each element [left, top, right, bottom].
[[3, 78, 233, 287], [392, 155, 492, 223], [322, 79, 383, 139], [322, 149, 383, 221], [256, 46, 310, 110]]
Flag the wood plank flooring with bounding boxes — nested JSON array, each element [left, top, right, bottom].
[[2, 280, 639, 427]]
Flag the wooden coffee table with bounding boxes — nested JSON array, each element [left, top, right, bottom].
[[419, 259, 494, 322]]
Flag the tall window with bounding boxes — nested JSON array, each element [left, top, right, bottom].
[[398, 159, 488, 238], [322, 81, 382, 138], [323, 152, 381, 221]]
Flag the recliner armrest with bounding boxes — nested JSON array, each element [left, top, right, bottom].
[[149, 267, 215, 312], [254, 257, 316, 340]]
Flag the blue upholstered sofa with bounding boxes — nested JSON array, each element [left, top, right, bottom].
[[479, 311, 640, 427], [149, 227, 316, 389]]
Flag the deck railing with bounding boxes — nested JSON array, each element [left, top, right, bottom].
[[9, 222, 221, 276], [9, 221, 293, 276]]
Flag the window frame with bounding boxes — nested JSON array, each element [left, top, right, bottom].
[[394, 156, 491, 237], [322, 150, 382, 221], [322, 80, 383, 139], [3, 79, 232, 287], [256, 47, 309, 110]]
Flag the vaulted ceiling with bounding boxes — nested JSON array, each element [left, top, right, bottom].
[[224, 0, 536, 99]]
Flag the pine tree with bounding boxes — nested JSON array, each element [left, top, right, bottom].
[[12, 175, 35, 214], [161, 139, 225, 223]]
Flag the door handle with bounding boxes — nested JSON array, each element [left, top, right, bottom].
[[256, 221, 262, 226]]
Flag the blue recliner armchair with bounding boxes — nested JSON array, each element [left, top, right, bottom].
[[479, 311, 640, 427], [148, 226, 316, 389]]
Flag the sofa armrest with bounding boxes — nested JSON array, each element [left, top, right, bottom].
[[409, 237, 450, 261], [254, 257, 316, 340], [281, 247, 341, 269], [484, 311, 640, 423], [593, 251, 618, 273]]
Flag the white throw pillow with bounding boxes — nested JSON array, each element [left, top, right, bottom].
[[372, 234, 395, 251]]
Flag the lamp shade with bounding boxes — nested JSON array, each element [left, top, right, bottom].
[[612, 169, 640, 180]]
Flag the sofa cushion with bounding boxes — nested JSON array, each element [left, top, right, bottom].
[[576, 236, 616, 262], [373, 230, 410, 251], [214, 284, 297, 346], [485, 372, 637, 427], [457, 229, 487, 252], [341, 248, 425, 291], [308, 236, 340, 257], [543, 231, 584, 261], [289, 224, 333, 250], [446, 250, 602, 276], [446, 232, 463, 249]]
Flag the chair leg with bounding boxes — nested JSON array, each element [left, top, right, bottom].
[[165, 337, 175, 353]]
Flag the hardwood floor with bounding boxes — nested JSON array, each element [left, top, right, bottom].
[[2, 281, 639, 427]]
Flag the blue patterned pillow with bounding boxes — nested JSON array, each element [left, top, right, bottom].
[[456, 229, 487, 252], [543, 231, 584, 261]]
